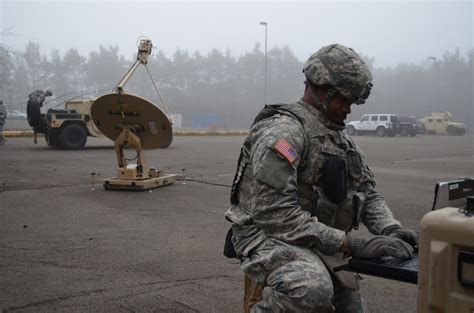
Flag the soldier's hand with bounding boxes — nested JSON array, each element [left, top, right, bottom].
[[346, 235, 414, 259], [383, 226, 419, 248]]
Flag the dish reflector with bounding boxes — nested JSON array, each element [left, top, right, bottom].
[[91, 93, 172, 149]]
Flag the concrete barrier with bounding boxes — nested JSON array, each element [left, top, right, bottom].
[[173, 130, 248, 136], [4, 130, 36, 137], [4, 130, 249, 137]]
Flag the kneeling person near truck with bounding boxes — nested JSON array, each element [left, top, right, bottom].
[[27, 89, 52, 133]]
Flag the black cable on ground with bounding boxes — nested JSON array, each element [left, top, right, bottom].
[[1, 175, 232, 193], [181, 178, 232, 188]]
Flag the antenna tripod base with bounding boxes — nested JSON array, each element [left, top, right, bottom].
[[101, 125, 178, 191], [102, 172, 177, 191]]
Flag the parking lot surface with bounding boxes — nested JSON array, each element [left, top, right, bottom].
[[1, 134, 473, 312]]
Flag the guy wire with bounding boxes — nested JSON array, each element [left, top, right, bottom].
[[144, 64, 172, 119]]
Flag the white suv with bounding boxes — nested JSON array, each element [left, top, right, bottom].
[[346, 114, 399, 137]]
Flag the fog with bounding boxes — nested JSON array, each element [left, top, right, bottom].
[[0, 0, 472, 129]]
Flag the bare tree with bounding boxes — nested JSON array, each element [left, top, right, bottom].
[[0, 27, 16, 102]]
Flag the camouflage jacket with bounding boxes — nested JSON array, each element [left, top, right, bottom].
[[28, 90, 46, 105], [225, 98, 401, 258]]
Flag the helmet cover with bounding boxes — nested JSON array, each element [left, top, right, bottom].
[[303, 44, 373, 104]]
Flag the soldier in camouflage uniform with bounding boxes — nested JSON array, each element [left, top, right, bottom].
[[27, 89, 52, 133], [224, 44, 418, 312]]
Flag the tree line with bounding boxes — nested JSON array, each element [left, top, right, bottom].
[[0, 41, 472, 130]]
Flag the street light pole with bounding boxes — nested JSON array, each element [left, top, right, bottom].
[[259, 21, 267, 105], [429, 56, 437, 112]]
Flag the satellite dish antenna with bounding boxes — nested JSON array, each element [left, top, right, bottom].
[[91, 93, 172, 149], [90, 38, 178, 191]]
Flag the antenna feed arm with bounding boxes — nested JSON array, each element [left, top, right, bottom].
[[115, 39, 153, 94], [115, 60, 141, 94]]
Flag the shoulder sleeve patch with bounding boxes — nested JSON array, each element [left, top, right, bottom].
[[272, 139, 299, 165], [254, 149, 293, 192]]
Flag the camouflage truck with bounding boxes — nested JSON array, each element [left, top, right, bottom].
[[29, 96, 173, 150], [419, 112, 466, 135], [28, 39, 173, 150], [29, 97, 103, 150]]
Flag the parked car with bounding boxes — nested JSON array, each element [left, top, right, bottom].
[[414, 118, 426, 134], [346, 113, 399, 137], [397, 116, 418, 136]]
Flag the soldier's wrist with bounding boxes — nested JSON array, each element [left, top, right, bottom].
[[339, 237, 350, 254]]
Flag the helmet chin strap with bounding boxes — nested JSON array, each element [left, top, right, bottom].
[[306, 80, 336, 114]]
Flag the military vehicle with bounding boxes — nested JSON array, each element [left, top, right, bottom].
[[419, 112, 466, 135], [29, 97, 103, 150], [29, 94, 173, 150]]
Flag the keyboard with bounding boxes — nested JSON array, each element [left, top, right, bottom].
[[335, 254, 418, 284]]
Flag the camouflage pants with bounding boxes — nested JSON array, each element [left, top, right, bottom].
[[241, 238, 365, 313]]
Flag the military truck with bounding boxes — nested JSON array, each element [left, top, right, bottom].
[[29, 96, 174, 150], [28, 97, 103, 150], [419, 112, 466, 135]]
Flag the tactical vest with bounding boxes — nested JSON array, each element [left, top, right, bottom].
[[230, 102, 368, 233]]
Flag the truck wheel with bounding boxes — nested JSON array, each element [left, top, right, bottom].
[[46, 130, 61, 149], [446, 126, 456, 136], [346, 126, 356, 136], [59, 124, 87, 150], [400, 128, 408, 136], [375, 127, 386, 137]]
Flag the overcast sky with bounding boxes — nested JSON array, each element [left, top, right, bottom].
[[1, 0, 472, 68]]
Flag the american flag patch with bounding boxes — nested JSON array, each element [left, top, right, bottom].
[[273, 139, 298, 164]]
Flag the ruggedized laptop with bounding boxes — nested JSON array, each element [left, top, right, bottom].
[[336, 178, 474, 285]]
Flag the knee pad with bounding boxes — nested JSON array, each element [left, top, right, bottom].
[[267, 261, 335, 311]]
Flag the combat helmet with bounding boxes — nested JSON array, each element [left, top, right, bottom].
[[303, 44, 373, 111], [45, 89, 53, 96]]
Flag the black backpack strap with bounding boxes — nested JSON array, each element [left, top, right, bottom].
[[230, 148, 247, 205], [252, 104, 304, 126], [231, 104, 307, 205], [223, 228, 237, 258], [225, 104, 308, 259]]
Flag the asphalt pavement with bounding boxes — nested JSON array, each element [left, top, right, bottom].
[[1, 134, 473, 312]]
